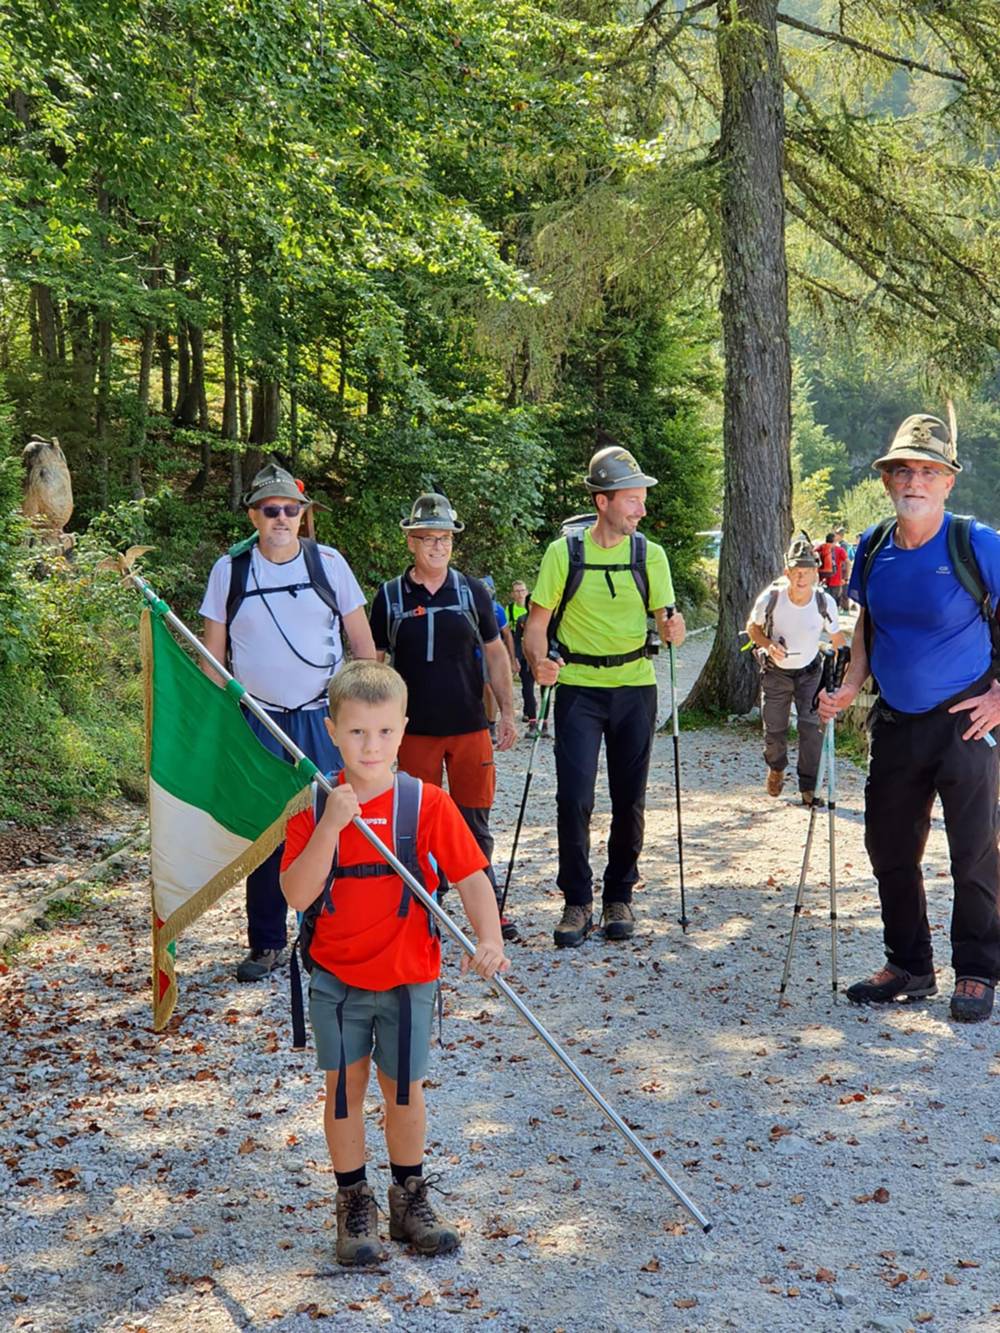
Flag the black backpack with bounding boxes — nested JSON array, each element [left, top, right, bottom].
[[382, 568, 484, 668], [225, 534, 341, 631], [289, 772, 435, 1050], [549, 530, 655, 669], [860, 514, 1000, 668]]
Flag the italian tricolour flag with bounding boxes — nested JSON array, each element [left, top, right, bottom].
[[141, 607, 313, 1030]]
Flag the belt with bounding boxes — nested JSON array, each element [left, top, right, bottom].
[[558, 642, 653, 669]]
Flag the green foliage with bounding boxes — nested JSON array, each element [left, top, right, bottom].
[[839, 477, 894, 538]]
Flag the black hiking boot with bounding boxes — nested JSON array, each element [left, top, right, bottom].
[[554, 903, 593, 948], [236, 947, 287, 983], [335, 1182, 386, 1266], [601, 901, 635, 941], [387, 1175, 460, 1256], [845, 964, 937, 1005], [500, 914, 520, 942], [950, 977, 995, 1023]]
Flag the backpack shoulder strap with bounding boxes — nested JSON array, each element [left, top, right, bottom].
[[860, 518, 895, 603], [384, 576, 405, 658], [299, 538, 341, 623], [630, 532, 650, 610], [453, 570, 482, 638], [946, 515, 989, 612], [225, 549, 253, 630], [393, 773, 434, 932], [550, 534, 584, 641], [762, 585, 781, 642]]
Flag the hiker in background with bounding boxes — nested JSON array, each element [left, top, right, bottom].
[[820, 412, 1000, 1023], [525, 437, 683, 948], [200, 464, 376, 982], [481, 575, 516, 744], [745, 535, 846, 807], [506, 579, 540, 733], [816, 530, 849, 608], [370, 493, 519, 941]]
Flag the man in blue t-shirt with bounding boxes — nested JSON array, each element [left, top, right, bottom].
[[819, 413, 1000, 1023]]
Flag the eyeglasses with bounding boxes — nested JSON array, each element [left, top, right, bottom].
[[258, 503, 304, 518], [886, 465, 949, 482], [412, 534, 453, 547]]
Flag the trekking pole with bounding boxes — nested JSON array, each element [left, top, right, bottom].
[[499, 684, 553, 918], [131, 576, 712, 1233], [826, 719, 838, 996], [666, 609, 688, 932], [826, 646, 850, 997], [778, 733, 829, 998]]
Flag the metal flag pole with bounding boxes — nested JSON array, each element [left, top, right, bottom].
[[498, 684, 553, 919], [132, 575, 712, 1232]]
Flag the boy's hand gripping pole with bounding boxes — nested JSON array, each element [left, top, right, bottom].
[[130, 576, 712, 1233]]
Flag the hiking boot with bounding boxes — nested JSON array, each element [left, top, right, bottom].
[[845, 964, 937, 1005], [500, 914, 520, 942], [553, 903, 593, 948], [801, 791, 826, 809], [335, 1182, 386, 1266], [236, 947, 287, 983], [527, 718, 538, 735], [950, 977, 995, 1023], [602, 901, 635, 941], [766, 769, 784, 797], [387, 1175, 460, 1256], [540, 720, 550, 736]]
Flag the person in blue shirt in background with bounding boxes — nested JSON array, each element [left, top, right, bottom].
[[482, 576, 516, 743], [820, 412, 1000, 1022]]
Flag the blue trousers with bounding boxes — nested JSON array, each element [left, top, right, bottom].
[[553, 684, 657, 906], [244, 707, 342, 952]]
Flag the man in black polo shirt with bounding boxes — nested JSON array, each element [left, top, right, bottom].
[[370, 493, 519, 939]]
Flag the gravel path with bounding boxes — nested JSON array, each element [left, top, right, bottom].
[[2, 636, 999, 1333]]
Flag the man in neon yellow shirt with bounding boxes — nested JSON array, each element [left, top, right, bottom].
[[524, 439, 685, 947]]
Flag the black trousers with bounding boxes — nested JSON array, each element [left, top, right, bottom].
[[554, 684, 657, 906], [516, 646, 537, 721], [865, 704, 1000, 981]]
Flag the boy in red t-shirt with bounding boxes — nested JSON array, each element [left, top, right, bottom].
[[280, 660, 508, 1266]]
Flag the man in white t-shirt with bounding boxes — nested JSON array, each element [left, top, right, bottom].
[[745, 535, 846, 806], [200, 464, 376, 981]]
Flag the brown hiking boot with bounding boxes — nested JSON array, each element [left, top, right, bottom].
[[766, 769, 784, 797], [335, 1182, 386, 1266], [950, 976, 995, 1023], [553, 903, 593, 948], [601, 901, 635, 941], [387, 1175, 460, 1255]]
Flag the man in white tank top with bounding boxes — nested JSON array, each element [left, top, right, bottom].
[[746, 535, 846, 806]]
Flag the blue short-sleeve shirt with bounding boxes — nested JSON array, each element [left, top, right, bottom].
[[848, 513, 1000, 713]]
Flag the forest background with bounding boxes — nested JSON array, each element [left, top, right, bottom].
[[3, 1, 1000, 826]]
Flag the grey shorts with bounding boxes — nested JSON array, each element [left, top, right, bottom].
[[309, 970, 438, 1108]]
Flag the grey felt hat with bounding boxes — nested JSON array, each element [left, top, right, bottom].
[[872, 413, 961, 474]]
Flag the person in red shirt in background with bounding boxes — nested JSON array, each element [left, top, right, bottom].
[[281, 661, 508, 1266], [817, 530, 850, 609]]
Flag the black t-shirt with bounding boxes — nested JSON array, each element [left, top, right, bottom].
[[370, 568, 499, 736]]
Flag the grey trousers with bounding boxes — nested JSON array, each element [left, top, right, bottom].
[[761, 660, 822, 792]]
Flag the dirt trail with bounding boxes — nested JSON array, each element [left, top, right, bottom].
[[2, 634, 999, 1333]]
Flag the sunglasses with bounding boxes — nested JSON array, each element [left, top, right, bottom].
[[258, 503, 303, 519]]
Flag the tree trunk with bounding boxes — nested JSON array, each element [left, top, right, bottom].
[[95, 315, 112, 506], [67, 302, 95, 398], [250, 378, 280, 445], [175, 320, 194, 423], [28, 286, 39, 358], [131, 322, 155, 499], [686, 0, 792, 715], [188, 321, 210, 428], [32, 284, 59, 363], [158, 331, 172, 412], [237, 355, 249, 442], [221, 298, 239, 442]]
